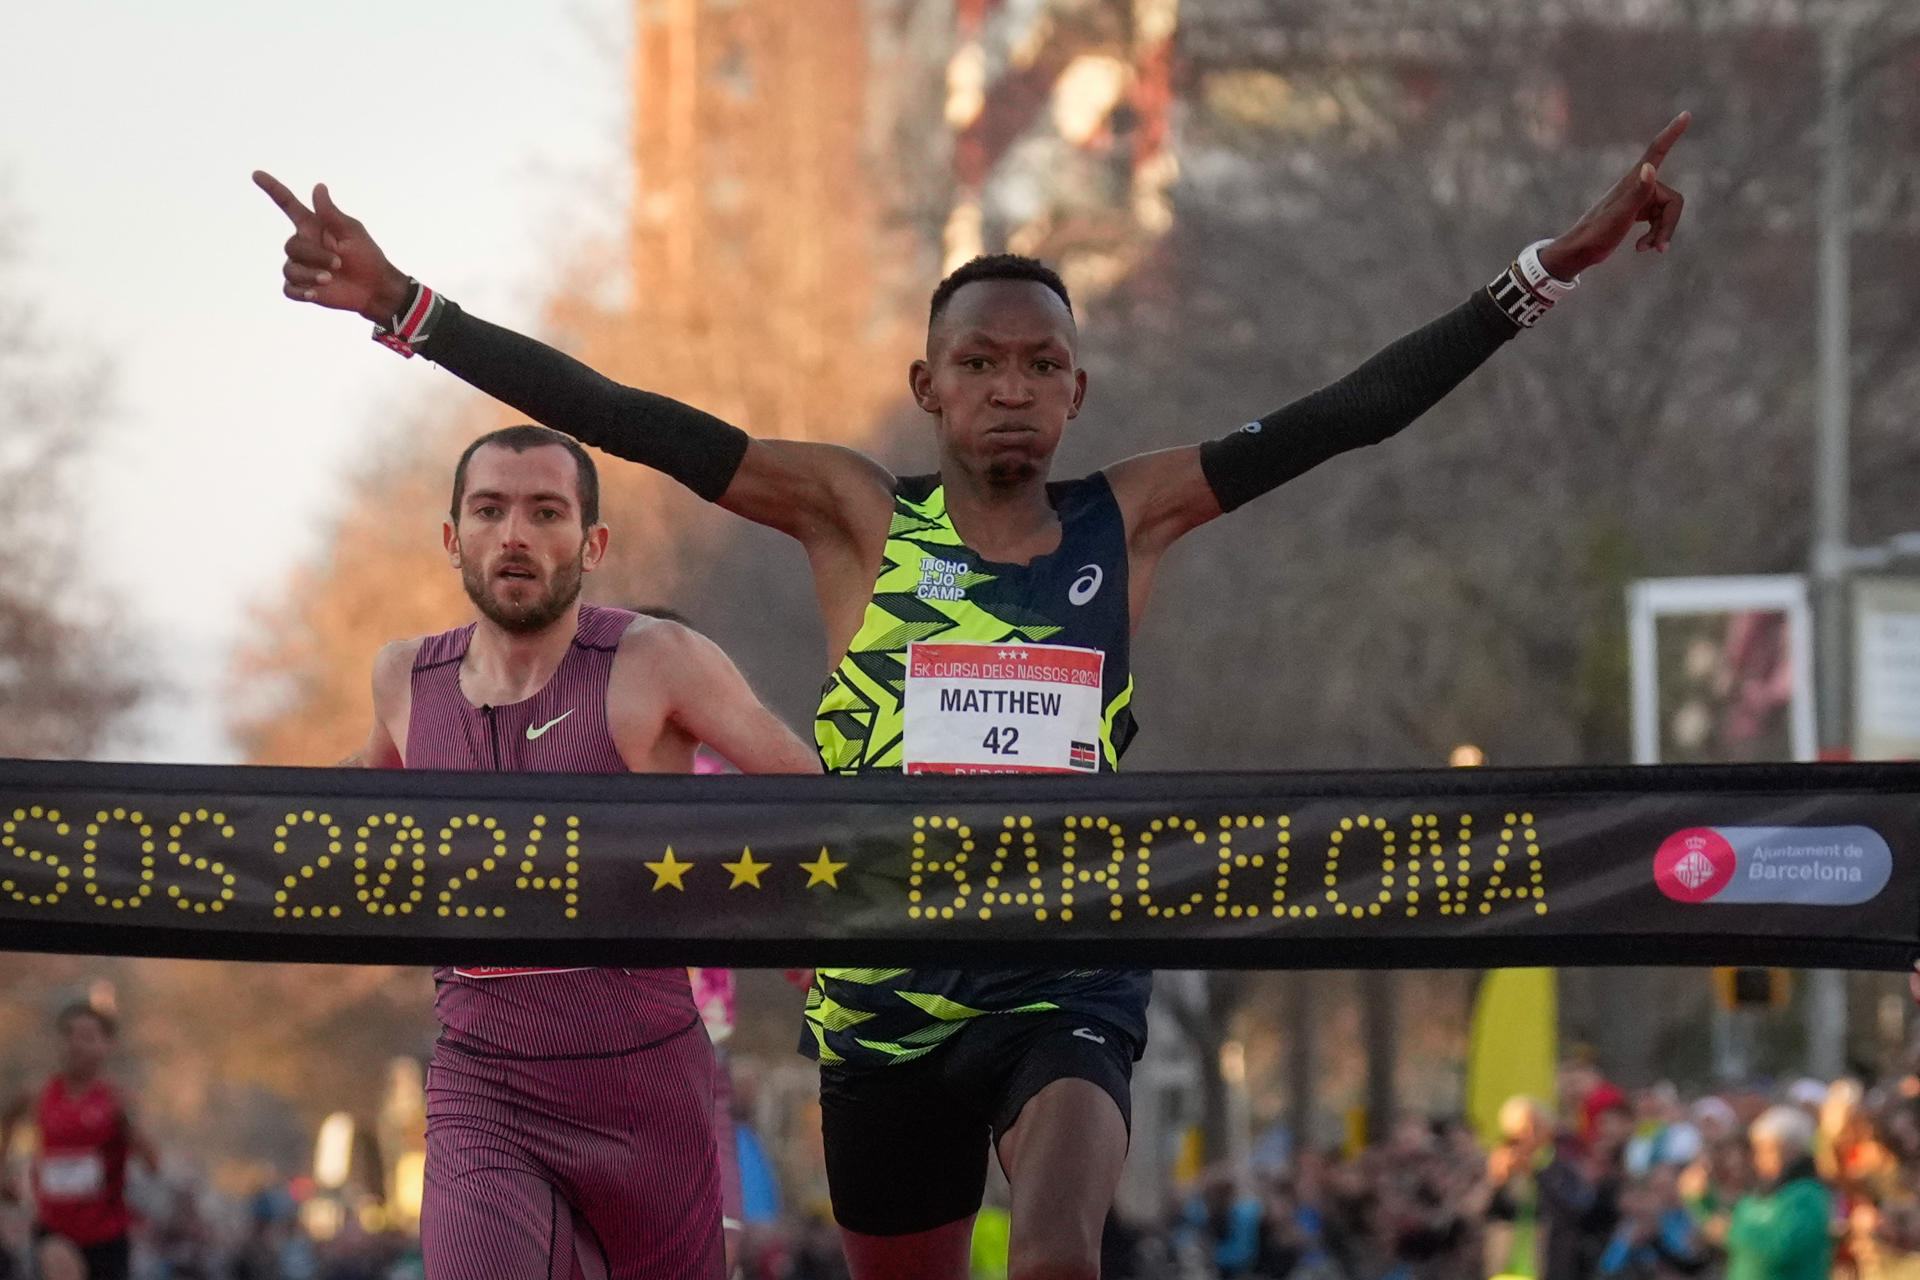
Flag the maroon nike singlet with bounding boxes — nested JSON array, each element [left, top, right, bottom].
[[407, 602, 723, 1280], [407, 602, 696, 1056]]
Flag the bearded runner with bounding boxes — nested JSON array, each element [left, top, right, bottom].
[[348, 425, 818, 1280]]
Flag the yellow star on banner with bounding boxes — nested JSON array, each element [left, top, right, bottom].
[[801, 847, 847, 889], [645, 847, 693, 891], [722, 848, 770, 889]]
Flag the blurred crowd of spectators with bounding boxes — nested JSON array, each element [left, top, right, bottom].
[[1072, 1064, 1920, 1280], [13, 1060, 1920, 1280], [1, 1178, 420, 1280]]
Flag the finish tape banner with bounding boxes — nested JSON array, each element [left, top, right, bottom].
[[0, 759, 1916, 970]]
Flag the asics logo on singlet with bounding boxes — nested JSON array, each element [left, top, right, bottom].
[[526, 709, 574, 740], [1071, 1027, 1107, 1045], [1068, 564, 1103, 606], [1240, 421, 1262, 433]]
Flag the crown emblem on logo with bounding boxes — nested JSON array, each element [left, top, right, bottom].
[[1655, 828, 1737, 902]]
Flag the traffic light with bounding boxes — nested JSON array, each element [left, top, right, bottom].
[[1713, 967, 1790, 1010]]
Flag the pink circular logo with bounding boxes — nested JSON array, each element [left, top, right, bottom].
[[1654, 828, 1736, 902]]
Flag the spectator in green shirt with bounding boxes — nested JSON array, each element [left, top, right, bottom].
[[1725, 1106, 1832, 1280]]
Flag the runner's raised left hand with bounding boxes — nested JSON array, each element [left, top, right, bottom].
[[1539, 112, 1690, 280]]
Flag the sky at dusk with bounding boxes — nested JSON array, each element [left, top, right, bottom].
[[0, 0, 628, 761]]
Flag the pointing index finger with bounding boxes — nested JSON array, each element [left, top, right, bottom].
[[252, 170, 315, 228], [1640, 111, 1692, 172]]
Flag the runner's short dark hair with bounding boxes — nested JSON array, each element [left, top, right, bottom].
[[929, 254, 1073, 326], [451, 425, 600, 527], [56, 1001, 116, 1039]]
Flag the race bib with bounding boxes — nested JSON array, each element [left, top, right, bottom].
[[903, 642, 1105, 774], [38, 1152, 105, 1200]]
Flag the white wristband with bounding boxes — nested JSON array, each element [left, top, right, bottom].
[[1517, 239, 1578, 303]]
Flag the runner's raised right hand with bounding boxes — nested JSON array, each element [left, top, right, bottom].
[[254, 171, 412, 324]]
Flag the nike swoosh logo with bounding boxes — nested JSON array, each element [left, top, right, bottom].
[[526, 709, 574, 741], [1068, 564, 1103, 606], [1071, 1027, 1107, 1045]]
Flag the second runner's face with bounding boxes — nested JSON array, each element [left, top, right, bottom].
[[58, 1014, 110, 1077], [912, 280, 1087, 487], [446, 444, 608, 634]]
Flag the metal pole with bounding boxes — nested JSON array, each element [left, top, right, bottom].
[[1628, 582, 1660, 765], [1712, 1006, 1746, 1083], [1812, 8, 1852, 754], [1807, 7, 1854, 1081], [1288, 973, 1316, 1158], [1363, 970, 1398, 1142]]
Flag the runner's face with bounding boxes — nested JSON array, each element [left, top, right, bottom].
[[446, 444, 608, 634], [914, 280, 1086, 487], [58, 1015, 109, 1076]]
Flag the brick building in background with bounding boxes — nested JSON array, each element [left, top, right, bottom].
[[940, 0, 1180, 297]]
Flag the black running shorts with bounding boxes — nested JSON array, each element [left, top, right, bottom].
[[818, 1009, 1136, 1236], [33, 1230, 131, 1280]]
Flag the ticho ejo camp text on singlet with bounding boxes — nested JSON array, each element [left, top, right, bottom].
[[808, 474, 1149, 1068]]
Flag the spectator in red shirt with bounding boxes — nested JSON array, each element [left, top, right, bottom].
[[0, 1003, 158, 1280]]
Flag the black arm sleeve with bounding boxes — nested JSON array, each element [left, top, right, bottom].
[[416, 300, 751, 502], [1198, 288, 1519, 513]]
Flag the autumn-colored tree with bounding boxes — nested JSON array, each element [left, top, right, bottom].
[[1088, 0, 1920, 1099], [231, 0, 921, 760], [0, 210, 431, 1191], [1088, 0, 1920, 773], [0, 218, 142, 757], [227, 400, 492, 766], [0, 951, 435, 1185]]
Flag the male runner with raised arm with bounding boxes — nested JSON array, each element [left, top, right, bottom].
[[358, 424, 819, 1280], [259, 113, 1687, 1280]]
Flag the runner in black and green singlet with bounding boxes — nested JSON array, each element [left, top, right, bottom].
[[259, 112, 1689, 1280], [807, 471, 1153, 1067]]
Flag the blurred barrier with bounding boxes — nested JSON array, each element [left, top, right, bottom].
[[0, 758, 1914, 969]]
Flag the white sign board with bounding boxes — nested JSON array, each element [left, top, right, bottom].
[[1853, 578, 1920, 760], [1626, 576, 1817, 765]]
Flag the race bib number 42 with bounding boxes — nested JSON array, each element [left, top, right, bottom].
[[904, 642, 1105, 774]]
